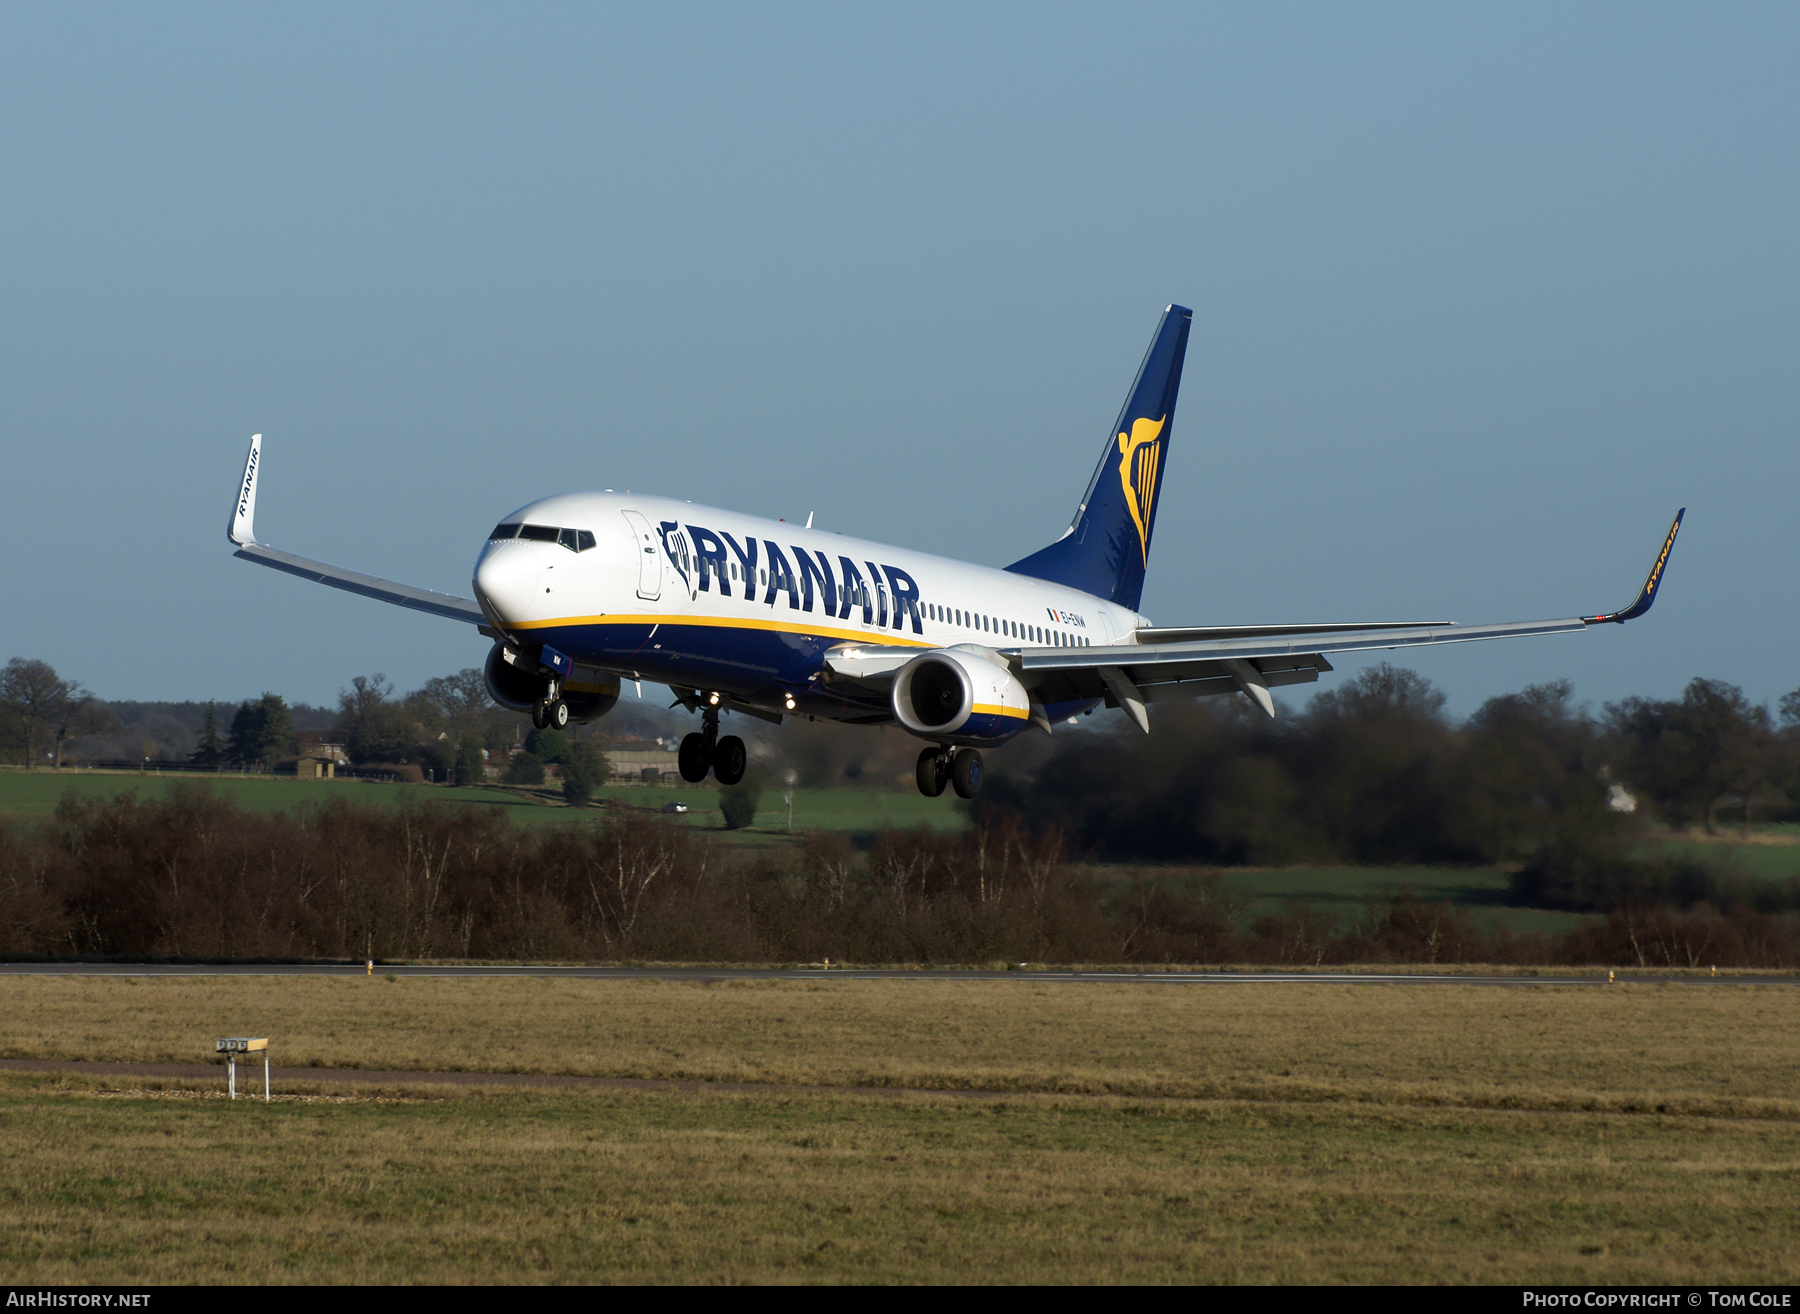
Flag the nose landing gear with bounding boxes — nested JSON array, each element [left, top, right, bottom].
[[532, 681, 570, 731], [916, 747, 982, 799], [679, 701, 747, 785]]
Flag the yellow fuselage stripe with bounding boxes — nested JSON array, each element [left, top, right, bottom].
[[509, 610, 936, 649]]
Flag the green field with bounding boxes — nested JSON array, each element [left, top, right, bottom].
[[1657, 838, 1800, 881], [0, 976, 1795, 1283], [1221, 865, 1588, 935]]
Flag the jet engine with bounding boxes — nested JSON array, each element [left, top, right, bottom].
[[890, 648, 1032, 740], [563, 683, 620, 723], [484, 643, 619, 723], [484, 643, 550, 712]]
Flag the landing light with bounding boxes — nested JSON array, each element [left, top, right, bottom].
[[707, 692, 721, 706], [784, 694, 797, 711]]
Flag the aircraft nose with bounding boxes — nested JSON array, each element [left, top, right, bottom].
[[474, 541, 540, 616]]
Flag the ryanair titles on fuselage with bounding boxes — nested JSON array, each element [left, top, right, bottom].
[[478, 492, 1141, 658]]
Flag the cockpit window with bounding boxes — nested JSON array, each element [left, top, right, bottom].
[[495, 522, 596, 552]]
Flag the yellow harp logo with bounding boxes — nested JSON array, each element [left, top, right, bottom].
[[1117, 414, 1166, 565]]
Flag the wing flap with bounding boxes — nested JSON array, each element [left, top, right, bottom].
[[1023, 616, 1587, 680], [1016, 618, 1584, 706]]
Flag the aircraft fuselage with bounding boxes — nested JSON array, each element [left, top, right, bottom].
[[473, 491, 1138, 742]]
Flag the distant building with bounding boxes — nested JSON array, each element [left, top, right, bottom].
[[603, 741, 680, 783], [296, 742, 349, 780]]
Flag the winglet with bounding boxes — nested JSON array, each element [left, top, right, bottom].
[[228, 434, 262, 545], [1586, 508, 1683, 625]]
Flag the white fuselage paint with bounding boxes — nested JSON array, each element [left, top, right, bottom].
[[472, 492, 1143, 722]]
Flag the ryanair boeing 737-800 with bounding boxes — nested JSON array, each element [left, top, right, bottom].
[[225, 305, 1682, 798]]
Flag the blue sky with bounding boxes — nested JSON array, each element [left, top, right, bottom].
[[2, 3, 1794, 718]]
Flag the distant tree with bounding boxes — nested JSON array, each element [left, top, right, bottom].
[[1780, 687, 1800, 729], [413, 669, 494, 744], [1308, 662, 1448, 722], [1607, 678, 1773, 832], [228, 693, 297, 769], [524, 727, 571, 764], [50, 685, 116, 767], [719, 773, 763, 830], [453, 737, 486, 787], [504, 752, 545, 785], [191, 706, 227, 768], [1456, 679, 1628, 881], [1, 659, 80, 769], [561, 741, 607, 807], [335, 674, 415, 764]]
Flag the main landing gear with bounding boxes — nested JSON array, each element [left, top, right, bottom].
[[680, 703, 746, 786], [917, 746, 981, 799], [532, 681, 570, 731]]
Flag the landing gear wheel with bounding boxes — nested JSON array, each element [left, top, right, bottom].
[[678, 732, 711, 783], [713, 735, 747, 786], [544, 698, 570, 731], [916, 747, 948, 798], [950, 748, 983, 799], [530, 701, 548, 730]]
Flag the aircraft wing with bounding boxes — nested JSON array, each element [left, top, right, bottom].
[[225, 434, 488, 629], [822, 509, 1684, 728], [1024, 509, 1684, 725]]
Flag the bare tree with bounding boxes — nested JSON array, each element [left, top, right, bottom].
[[51, 684, 116, 768], [1, 659, 67, 769], [413, 669, 493, 743]]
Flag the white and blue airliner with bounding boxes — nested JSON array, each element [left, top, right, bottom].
[[225, 305, 1682, 799]]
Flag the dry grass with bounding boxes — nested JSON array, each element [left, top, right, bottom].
[[3, 976, 1797, 1117], [2, 978, 1797, 1282], [2, 1074, 1795, 1283]]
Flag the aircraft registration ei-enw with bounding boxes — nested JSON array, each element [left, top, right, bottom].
[[225, 305, 1683, 799]]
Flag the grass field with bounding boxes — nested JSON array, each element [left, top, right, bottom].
[[0, 977, 1795, 1283], [1090, 864, 1592, 936], [3, 976, 1795, 1111], [1658, 838, 1800, 882]]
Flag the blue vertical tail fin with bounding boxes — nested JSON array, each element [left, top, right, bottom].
[[1005, 304, 1191, 611]]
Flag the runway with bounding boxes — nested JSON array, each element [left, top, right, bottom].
[[0, 962, 1792, 985]]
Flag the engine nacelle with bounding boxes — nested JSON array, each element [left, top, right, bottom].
[[484, 643, 621, 723], [891, 648, 1032, 743], [484, 643, 549, 712], [563, 682, 619, 724]]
